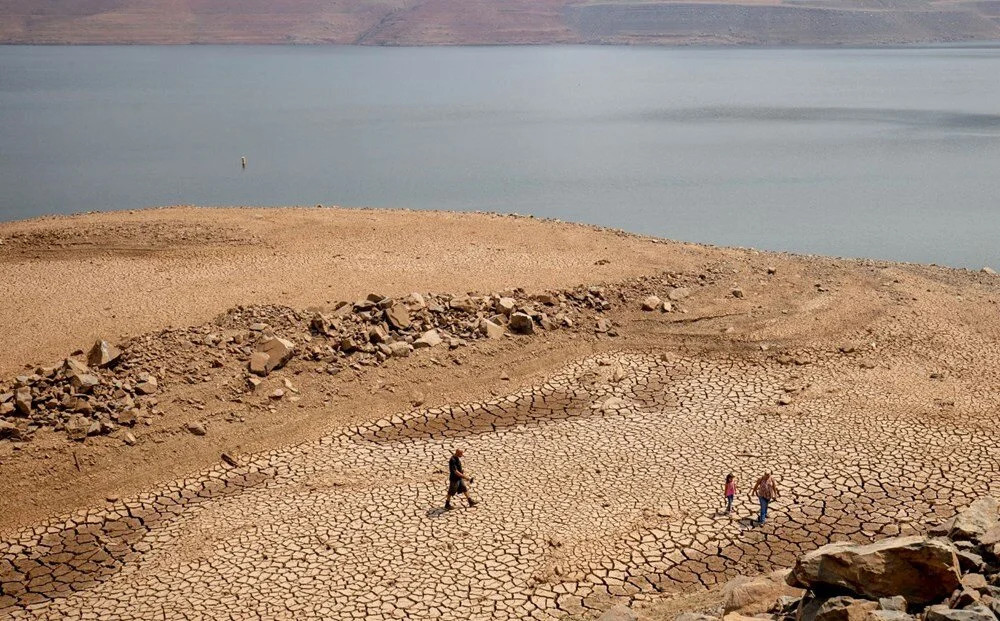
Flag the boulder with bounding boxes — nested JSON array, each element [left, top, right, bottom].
[[14, 386, 31, 416], [509, 313, 535, 335], [641, 295, 662, 311], [878, 597, 908, 612], [866, 612, 913, 621], [450, 296, 478, 313], [385, 303, 412, 330], [808, 596, 878, 621], [369, 325, 390, 344], [249, 337, 294, 376], [723, 570, 801, 615], [404, 292, 426, 309], [598, 605, 637, 621], [480, 319, 505, 340], [949, 497, 1000, 542], [787, 536, 961, 605], [925, 604, 997, 621], [0, 420, 17, 438], [497, 297, 517, 315], [534, 292, 559, 306], [70, 373, 100, 393], [414, 329, 443, 348], [87, 339, 121, 368], [63, 358, 91, 377]]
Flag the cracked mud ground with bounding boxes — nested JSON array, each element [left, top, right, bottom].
[[4, 344, 998, 620]]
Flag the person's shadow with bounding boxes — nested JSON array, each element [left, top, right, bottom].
[[425, 507, 449, 518]]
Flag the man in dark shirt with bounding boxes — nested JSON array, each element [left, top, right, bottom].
[[445, 448, 477, 510]]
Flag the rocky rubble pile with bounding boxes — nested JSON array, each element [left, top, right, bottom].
[[0, 283, 647, 443], [677, 497, 1000, 621]]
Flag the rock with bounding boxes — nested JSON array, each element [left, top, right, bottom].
[[598, 604, 637, 621], [135, 375, 158, 395], [810, 596, 878, 621], [385, 303, 412, 330], [723, 570, 802, 615], [661, 301, 673, 312], [369, 325, 390, 344], [497, 297, 517, 315], [480, 319, 505, 340], [250, 336, 295, 376], [270, 389, 285, 400], [866, 612, 914, 621], [732, 287, 745, 298], [878, 597, 908, 612], [983, 267, 997, 276], [248, 322, 269, 331], [925, 604, 997, 621], [641, 295, 662, 311], [509, 312, 535, 335], [87, 339, 121, 368], [534, 292, 558, 306], [122, 431, 137, 446], [414, 329, 443, 348], [248, 352, 270, 376], [388, 342, 413, 357], [310, 313, 335, 336], [69, 373, 100, 393], [767, 266, 777, 275], [958, 550, 986, 573], [404, 292, 426, 309], [787, 536, 961, 605], [65, 416, 91, 441], [13, 386, 31, 416], [185, 422, 207, 436], [63, 358, 91, 377], [221, 452, 238, 467], [950, 497, 1000, 542], [675, 615, 717, 621], [595, 318, 612, 333], [964, 573, 989, 592], [668, 287, 691, 301], [450, 296, 478, 313], [0, 420, 16, 438]]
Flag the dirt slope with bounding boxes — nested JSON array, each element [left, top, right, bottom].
[[1, 0, 998, 45]]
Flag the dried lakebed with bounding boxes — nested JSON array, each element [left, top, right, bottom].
[[2, 350, 997, 619]]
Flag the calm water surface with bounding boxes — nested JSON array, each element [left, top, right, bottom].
[[1, 45, 999, 268]]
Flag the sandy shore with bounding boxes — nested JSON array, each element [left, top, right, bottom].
[[0, 206, 702, 377]]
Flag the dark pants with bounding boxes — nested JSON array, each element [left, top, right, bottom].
[[725, 495, 734, 513]]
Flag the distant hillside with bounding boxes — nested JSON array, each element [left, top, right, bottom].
[[2, 0, 999, 45]]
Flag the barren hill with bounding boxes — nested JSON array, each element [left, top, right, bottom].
[[2, 0, 999, 45]]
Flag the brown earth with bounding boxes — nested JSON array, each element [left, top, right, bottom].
[[1, 0, 999, 45], [1, 206, 999, 619]]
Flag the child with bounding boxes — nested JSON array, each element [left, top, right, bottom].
[[724, 473, 737, 514]]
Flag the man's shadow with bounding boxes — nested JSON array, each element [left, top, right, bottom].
[[425, 507, 449, 518]]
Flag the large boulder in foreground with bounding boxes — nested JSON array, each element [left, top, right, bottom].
[[787, 536, 960, 605], [947, 497, 1000, 542], [723, 570, 802, 615]]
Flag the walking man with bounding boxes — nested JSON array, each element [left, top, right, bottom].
[[445, 448, 477, 510], [750, 472, 779, 525]]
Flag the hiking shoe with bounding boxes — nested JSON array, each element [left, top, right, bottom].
[[444, 503, 453, 511]]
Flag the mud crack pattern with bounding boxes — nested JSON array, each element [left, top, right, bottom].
[[2, 351, 998, 619]]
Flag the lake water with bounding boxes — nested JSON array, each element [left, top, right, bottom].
[[2, 45, 999, 268]]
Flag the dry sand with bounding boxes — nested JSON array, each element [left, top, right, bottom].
[[1, 206, 999, 619]]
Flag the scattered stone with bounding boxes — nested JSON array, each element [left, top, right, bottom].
[[64, 415, 90, 441], [87, 339, 121, 368], [414, 329, 444, 348], [668, 287, 691, 301], [449, 296, 478, 313], [480, 319, 505, 340], [878, 596, 908, 612], [0, 420, 16, 438], [385, 303, 412, 330], [135, 374, 158, 395], [641, 295, 662, 311], [925, 604, 997, 621], [948, 497, 1000, 542], [388, 342, 413, 357], [221, 452, 238, 467], [723, 571, 801, 615], [249, 336, 295, 376], [787, 536, 961, 605], [732, 287, 745, 298], [121, 431, 137, 445], [185, 422, 207, 436], [13, 386, 31, 416], [509, 312, 535, 335], [270, 389, 285, 400]]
